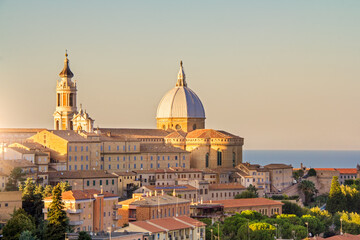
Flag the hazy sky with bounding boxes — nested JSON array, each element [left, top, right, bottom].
[[0, 0, 359, 150]]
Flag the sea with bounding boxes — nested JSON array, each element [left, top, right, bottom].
[[243, 150, 360, 169]]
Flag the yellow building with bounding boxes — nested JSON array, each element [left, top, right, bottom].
[[43, 189, 120, 233], [0, 191, 22, 224]]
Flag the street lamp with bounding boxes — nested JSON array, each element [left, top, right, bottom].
[[305, 222, 309, 239], [274, 223, 278, 239], [340, 218, 343, 235]]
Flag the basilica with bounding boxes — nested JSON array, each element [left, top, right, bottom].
[[33, 53, 244, 170]]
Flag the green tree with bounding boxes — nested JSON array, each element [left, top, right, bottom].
[[5, 167, 26, 191], [237, 222, 275, 240], [235, 190, 257, 199], [308, 168, 317, 177], [293, 170, 304, 181], [326, 176, 347, 214], [298, 180, 316, 205], [22, 179, 44, 225], [2, 209, 36, 240], [282, 201, 306, 217], [43, 185, 53, 198], [301, 215, 325, 236], [44, 184, 70, 240], [19, 230, 38, 240], [77, 231, 91, 240], [221, 213, 248, 239], [59, 181, 72, 193]]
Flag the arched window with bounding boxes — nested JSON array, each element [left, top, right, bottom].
[[193, 124, 197, 130], [69, 93, 74, 106], [162, 125, 166, 130], [217, 149, 222, 166], [232, 152, 236, 167], [205, 153, 209, 168], [69, 121, 73, 130], [55, 120, 59, 130]]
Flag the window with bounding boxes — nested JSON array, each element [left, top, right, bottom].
[[100, 180, 102, 185], [100, 145, 103, 151], [81, 156, 83, 161], [81, 165, 83, 170], [217, 149, 222, 166], [141, 156, 143, 161], [157, 163, 160, 168], [117, 157, 119, 161], [86, 165, 88, 170], [75, 156, 77, 161], [69, 165, 72, 170], [128, 145, 130, 151], [123, 146, 125, 151], [168, 156, 170, 160], [151, 156, 153, 161], [108, 157, 111, 161], [87, 180, 90, 186], [183, 156, 185, 160], [75, 146, 77, 152], [134, 164, 136, 169], [81, 146, 83, 152], [176, 163, 178, 167], [86, 146, 88, 151], [134, 145, 136, 151], [117, 164, 119, 169], [108, 165, 111, 169], [100, 165, 103, 170], [108, 146, 111, 151], [183, 163, 185, 168], [175, 156, 178, 160], [86, 156, 88, 161], [134, 156, 136, 161], [141, 164, 143, 169], [106, 180, 109, 185], [69, 146, 72, 152], [151, 163, 153, 168], [112, 179, 115, 185], [123, 157, 126, 161], [232, 152, 236, 167], [74, 165, 77, 170], [168, 163, 170, 168], [205, 153, 209, 168], [69, 156, 72, 161]]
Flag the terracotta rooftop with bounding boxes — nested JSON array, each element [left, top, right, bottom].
[[165, 130, 187, 139], [44, 189, 118, 201], [314, 168, 337, 171], [264, 164, 292, 169], [112, 171, 137, 177], [48, 170, 117, 180], [209, 183, 246, 190], [307, 233, 360, 240], [49, 130, 97, 142], [0, 159, 36, 168], [176, 215, 207, 227], [186, 129, 241, 139], [140, 144, 189, 153], [148, 217, 196, 231], [130, 221, 165, 233], [209, 198, 283, 208], [143, 184, 197, 192], [131, 195, 190, 206], [0, 128, 46, 133], [98, 128, 171, 139], [336, 168, 358, 174]]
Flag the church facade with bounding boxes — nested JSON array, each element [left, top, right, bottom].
[[43, 54, 244, 171]]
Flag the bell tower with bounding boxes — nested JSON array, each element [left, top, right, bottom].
[[53, 51, 77, 130]]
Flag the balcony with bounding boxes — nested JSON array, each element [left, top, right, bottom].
[[113, 204, 122, 210], [67, 209, 83, 214], [69, 220, 83, 226]]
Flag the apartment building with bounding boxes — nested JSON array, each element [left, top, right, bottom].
[[117, 194, 191, 227], [44, 189, 120, 233], [264, 164, 293, 192], [0, 191, 22, 224], [112, 171, 141, 198], [48, 170, 118, 195]]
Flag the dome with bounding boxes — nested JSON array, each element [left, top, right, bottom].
[[156, 62, 205, 119]]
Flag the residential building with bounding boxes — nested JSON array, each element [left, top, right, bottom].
[[120, 216, 206, 240], [117, 194, 191, 227], [208, 198, 284, 217], [337, 168, 358, 185], [264, 164, 293, 192], [0, 171, 8, 191], [190, 202, 224, 222], [0, 191, 22, 225], [112, 171, 141, 198], [44, 189, 120, 233], [48, 170, 119, 195], [236, 163, 271, 192]]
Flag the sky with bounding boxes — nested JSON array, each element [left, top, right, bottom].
[[0, 0, 359, 150]]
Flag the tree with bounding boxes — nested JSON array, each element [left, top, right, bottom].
[[235, 190, 257, 199], [282, 201, 306, 217], [43, 185, 53, 198], [308, 168, 317, 177], [326, 176, 347, 214], [22, 179, 44, 225], [2, 209, 36, 240], [19, 230, 38, 240], [44, 183, 70, 240], [293, 170, 304, 181], [237, 222, 275, 240], [298, 180, 317, 205], [5, 167, 26, 191], [77, 231, 91, 240], [59, 181, 72, 193]]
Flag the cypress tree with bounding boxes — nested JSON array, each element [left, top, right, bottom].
[[326, 176, 347, 214], [44, 184, 70, 240]]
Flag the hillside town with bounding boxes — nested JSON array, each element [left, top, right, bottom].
[[1, 53, 360, 240]]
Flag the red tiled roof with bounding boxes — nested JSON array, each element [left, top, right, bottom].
[[149, 217, 193, 231], [209, 183, 246, 190], [208, 198, 283, 208], [186, 129, 240, 139], [131, 221, 165, 233], [309, 233, 360, 240], [44, 189, 117, 201], [336, 168, 358, 174], [175, 216, 206, 227], [314, 168, 337, 171]]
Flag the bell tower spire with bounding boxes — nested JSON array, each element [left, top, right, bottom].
[[53, 51, 77, 130], [176, 60, 187, 87]]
